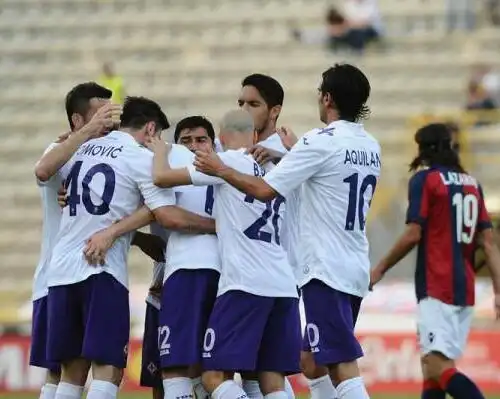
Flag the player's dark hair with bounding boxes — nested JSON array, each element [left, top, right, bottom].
[[241, 74, 284, 108], [65, 82, 112, 129], [174, 116, 215, 144], [120, 96, 170, 131], [320, 63, 371, 122], [409, 123, 466, 173]]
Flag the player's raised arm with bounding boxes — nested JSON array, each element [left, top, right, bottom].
[[34, 103, 121, 182], [146, 136, 193, 187], [194, 130, 328, 202]]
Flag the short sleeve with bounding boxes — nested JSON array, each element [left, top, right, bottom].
[[35, 142, 62, 186], [168, 144, 195, 168], [405, 171, 431, 225], [263, 133, 329, 197], [133, 150, 176, 211], [477, 185, 493, 231]]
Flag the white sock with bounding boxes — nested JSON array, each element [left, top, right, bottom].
[[212, 380, 248, 399], [308, 375, 337, 399], [192, 376, 209, 398], [242, 380, 263, 398], [283, 378, 295, 399], [54, 382, 83, 399], [163, 377, 194, 399], [336, 377, 370, 399], [263, 392, 287, 399], [86, 380, 118, 399], [40, 383, 58, 399]]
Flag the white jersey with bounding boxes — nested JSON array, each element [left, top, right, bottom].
[[32, 143, 63, 301], [187, 149, 297, 298], [258, 134, 301, 275], [264, 121, 381, 297], [146, 222, 169, 310], [164, 145, 220, 282], [48, 131, 176, 290]]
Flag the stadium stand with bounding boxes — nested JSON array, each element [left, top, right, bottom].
[[0, 0, 499, 324]]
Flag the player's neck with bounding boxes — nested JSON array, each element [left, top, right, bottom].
[[324, 109, 340, 126], [224, 138, 253, 151], [257, 125, 276, 142]]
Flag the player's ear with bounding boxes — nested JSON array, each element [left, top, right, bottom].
[[270, 104, 281, 123], [322, 92, 332, 108], [72, 113, 84, 130]]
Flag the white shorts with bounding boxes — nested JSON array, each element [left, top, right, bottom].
[[417, 297, 473, 360]]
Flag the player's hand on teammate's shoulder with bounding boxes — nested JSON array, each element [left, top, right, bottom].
[[194, 150, 224, 176], [248, 145, 282, 165], [83, 225, 118, 266], [57, 184, 67, 209], [277, 126, 298, 150], [85, 103, 122, 138], [145, 135, 170, 154]]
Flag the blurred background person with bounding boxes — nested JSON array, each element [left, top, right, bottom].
[[98, 62, 126, 105]]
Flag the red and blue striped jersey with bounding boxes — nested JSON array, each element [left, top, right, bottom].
[[406, 166, 492, 306]]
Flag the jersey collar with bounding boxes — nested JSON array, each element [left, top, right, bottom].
[[107, 130, 139, 145]]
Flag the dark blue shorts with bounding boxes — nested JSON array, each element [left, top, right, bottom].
[[47, 272, 130, 368]]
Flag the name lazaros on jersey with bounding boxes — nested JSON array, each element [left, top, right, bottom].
[[440, 171, 478, 187]]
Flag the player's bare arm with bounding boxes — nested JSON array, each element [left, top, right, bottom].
[[370, 223, 422, 287], [131, 232, 166, 263], [477, 228, 500, 319], [35, 103, 122, 182], [84, 205, 155, 264], [194, 150, 278, 201], [146, 136, 192, 187], [84, 204, 216, 264], [152, 206, 215, 235]]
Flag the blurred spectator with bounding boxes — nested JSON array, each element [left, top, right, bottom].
[[465, 81, 497, 126], [486, 0, 500, 26], [471, 64, 500, 106], [466, 81, 496, 111], [98, 62, 126, 104], [446, 0, 476, 32], [292, 2, 383, 54]]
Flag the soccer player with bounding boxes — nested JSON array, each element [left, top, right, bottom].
[[235, 73, 298, 399], [193, 64, 380, 399], [84, 115, 219, 399], [370, 123, 500, 399], [45, 97, 216, 399], [145, 115, 219, 399], [147, 109, 301, 399], [31, 82, 114, 399]]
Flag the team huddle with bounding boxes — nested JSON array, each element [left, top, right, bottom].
[[28, 62, 500, 399]]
